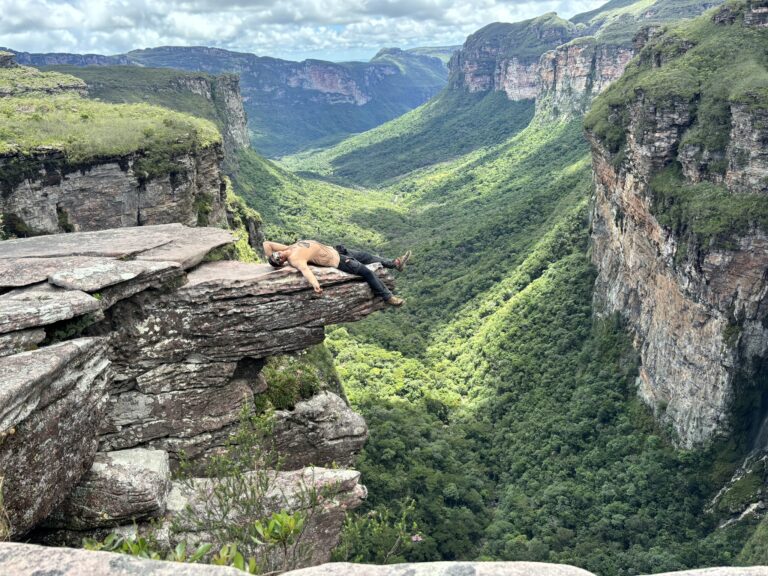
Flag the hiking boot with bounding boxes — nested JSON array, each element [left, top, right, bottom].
[[386, 296, 405, 306], [394, 250, 412, 272]]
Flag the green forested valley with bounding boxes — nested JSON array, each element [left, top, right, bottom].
[[5, 0, 767, 572], [211, 1, 768, 570]]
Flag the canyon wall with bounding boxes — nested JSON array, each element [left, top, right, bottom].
[[0, 144, 228, 236], [586, 1, 768, 448]]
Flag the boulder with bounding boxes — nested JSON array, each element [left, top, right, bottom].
[[158, 467, 367, 567], [44, 448, 171, 530], [273, 391, 368, 469], [0, 338, 110, 537], [0, 542, 243, 575]]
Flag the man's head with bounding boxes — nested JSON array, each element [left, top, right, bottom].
[[268, 251, 287, 268]]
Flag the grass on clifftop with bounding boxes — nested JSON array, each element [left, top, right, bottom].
[[0, 94, 221, 169], [42, 65, 232, 136], [0, 64, 86, 97], [586, 0, 768, 154]]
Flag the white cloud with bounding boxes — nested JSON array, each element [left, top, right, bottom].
[[0, 0, 609, 61]]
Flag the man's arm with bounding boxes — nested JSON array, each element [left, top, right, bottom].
[[263, 241, 289, 257], [292, 260, 323, 294]]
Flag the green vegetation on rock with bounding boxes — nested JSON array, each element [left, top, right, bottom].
[[0, 94, 220, 174], [585, 0, 768, 249], [586, 0, 768, 152], [42, 65, 229, 133], [649, 163, 768, 249], [0, 63, 86, 97], [282, 90, 534, 188], [263, 101, 756, 570], [571, 0, 725, 46]]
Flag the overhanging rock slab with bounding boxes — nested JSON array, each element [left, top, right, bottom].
[[0, 283, 101, 334]]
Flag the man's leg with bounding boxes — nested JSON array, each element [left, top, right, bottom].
[[345, 248, 396, 268], [337, 256, 394, 300]]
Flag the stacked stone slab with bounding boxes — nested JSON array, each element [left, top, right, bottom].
[[0, 224, 386, 553]]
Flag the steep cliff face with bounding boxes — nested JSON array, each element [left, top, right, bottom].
[[0, 225, 390, 547], [585, 0, 768, 447], [448, 14, 577, 96], [210, 74, 250, 153], [1, 144, 227, 235], [536, 38, 633, 116], [446, 0, 721, 117]]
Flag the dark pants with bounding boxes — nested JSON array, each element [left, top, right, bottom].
[[335, 245, 394, 300]]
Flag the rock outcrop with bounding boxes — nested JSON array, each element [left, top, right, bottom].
[[157, 467, 366, 565], [43, 448, 172, 530], [0, 338, 110, 536], [0, 224, 390, 542], [273, 391, 368, 469], [586, 4, 768, 447], [0, 143, 227, 236]]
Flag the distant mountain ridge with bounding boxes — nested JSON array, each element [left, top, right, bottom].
[[284, 0, 725, 186], [6, 45, 450, 157]]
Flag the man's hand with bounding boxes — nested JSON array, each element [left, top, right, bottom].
[[314, 285, 323, 295]]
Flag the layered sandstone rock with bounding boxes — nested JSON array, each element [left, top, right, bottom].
[[0, 225, 386, 542], [0, 338, 111, 537], [0, 143, 227, 236], [43, 448, 172, 530], [448, 14, 575, 96], [587, 8, 768, 447], [537, 39, 633, 116]]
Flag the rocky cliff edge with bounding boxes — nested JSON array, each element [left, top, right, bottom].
[[0, 223, 390, 548]]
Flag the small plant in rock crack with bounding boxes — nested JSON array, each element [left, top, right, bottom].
[[171, 402, 324, 574]]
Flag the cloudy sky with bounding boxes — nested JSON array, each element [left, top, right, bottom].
[[0, 0, 608, 62]]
